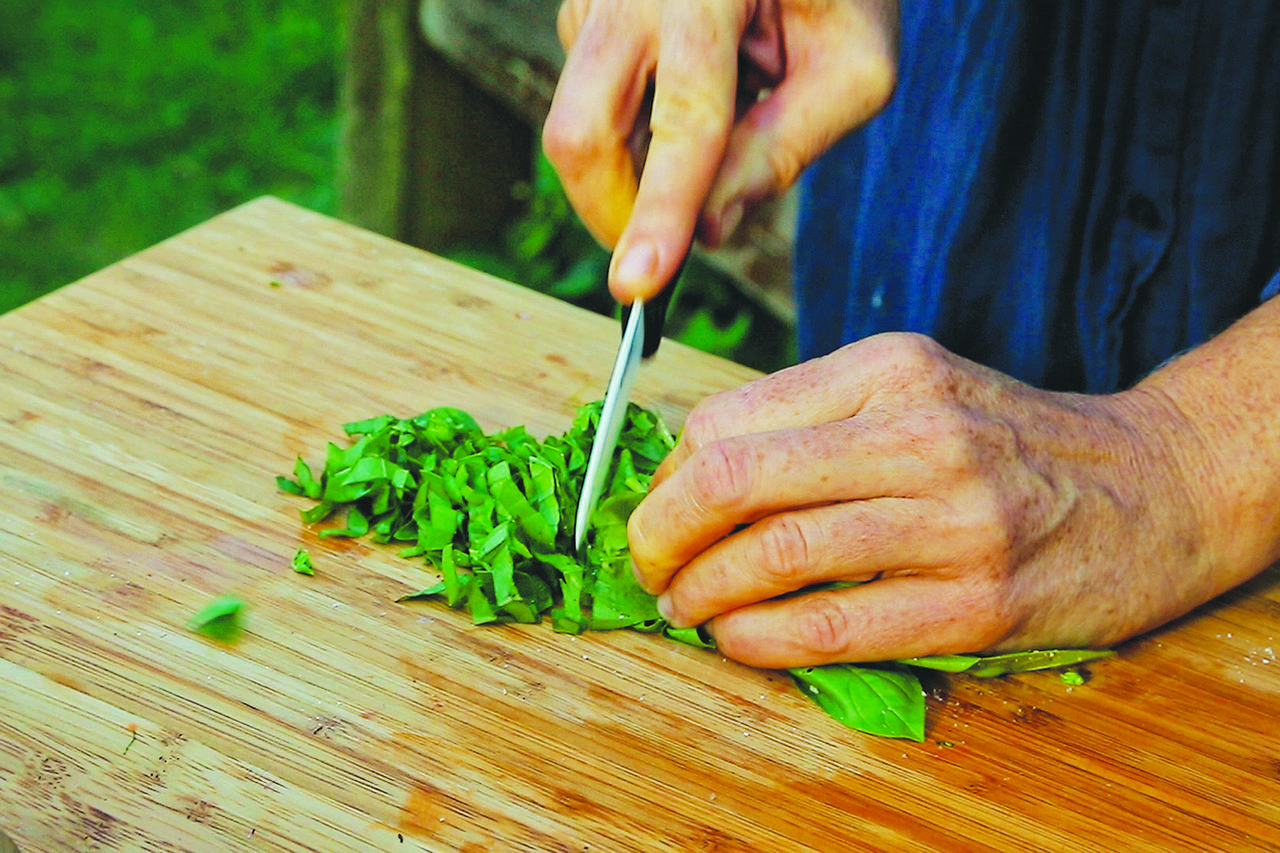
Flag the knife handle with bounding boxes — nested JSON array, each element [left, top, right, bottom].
[[622, 254, 686, 360]]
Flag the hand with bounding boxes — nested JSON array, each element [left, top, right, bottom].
[[627, 333, 1246, 669], [542, 0, 899, 303]]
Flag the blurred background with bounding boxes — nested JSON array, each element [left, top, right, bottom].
[[0, 0, 796, 372]]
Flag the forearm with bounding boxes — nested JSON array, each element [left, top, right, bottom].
[[1131, 295, 1280, 593]]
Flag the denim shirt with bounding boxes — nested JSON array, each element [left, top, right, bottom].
[[794, 1, 1280, 393]]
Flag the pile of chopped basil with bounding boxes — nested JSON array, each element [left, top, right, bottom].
[[278, 403, 1110, 741]]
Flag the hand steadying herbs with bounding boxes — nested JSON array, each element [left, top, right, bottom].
[[543, 0, 1280, 667], [281, 403, 1108, 740]]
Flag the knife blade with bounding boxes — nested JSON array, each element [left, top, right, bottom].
[[573, 262, 680, 556], [573, 298, 646, 556]]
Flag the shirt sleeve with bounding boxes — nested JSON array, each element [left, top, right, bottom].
[[1263, 270, 1280, 302]]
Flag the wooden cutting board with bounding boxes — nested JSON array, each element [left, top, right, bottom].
[[0, 197, 1277, 852]]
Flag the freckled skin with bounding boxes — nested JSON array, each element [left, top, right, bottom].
[[629, 311, 1280, 669], [546, 0, 1280, 668]]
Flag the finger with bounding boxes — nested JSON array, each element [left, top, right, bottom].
[[650, 341, 879, 490], [707, 575, 1009, 668], [608, 1, 752, 302], [555, 0, 591, 50], [740, 0, 784, 86], [629, 412, 947, 594], [700, 1, 900, 244], [542, 3, 657, 249], [651, 333, 949, 490], [658, 497, 954, 628], [651, 355, 865, 490]]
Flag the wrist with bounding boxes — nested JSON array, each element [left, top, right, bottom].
[[1126, 305, 1280, 591]]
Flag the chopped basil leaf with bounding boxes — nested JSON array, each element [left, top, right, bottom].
[[664, 625, 716, 649], [291, 548, 315, 576], [188, 595, 245, 643]]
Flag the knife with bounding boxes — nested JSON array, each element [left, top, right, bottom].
[[573, 260, 681, 556]]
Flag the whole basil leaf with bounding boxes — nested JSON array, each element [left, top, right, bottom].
[[789, 664, 925, 741]]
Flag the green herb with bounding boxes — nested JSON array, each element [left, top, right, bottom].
[[901, 648, 1114, 678], [291, 548, 315, 575], [1060, 670, 1086, 686], [188, 594, 245, 643], [280, 403, 1110, 741], [790, 663, 925, 740], [664, 625, 716, 649], [280, 403, 670, 632]]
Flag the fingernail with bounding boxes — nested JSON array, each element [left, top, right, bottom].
[[717, 200, 744, 243], [656, 592, 676, 623], [612, 240, 658, 290]]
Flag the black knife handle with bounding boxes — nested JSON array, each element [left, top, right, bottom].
[[621, 254, 685, 359]]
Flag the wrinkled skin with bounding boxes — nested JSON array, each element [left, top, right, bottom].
[[627, 334, 1228, 666], [544, 2, 1280, 669], [543, 0, 899, 302]]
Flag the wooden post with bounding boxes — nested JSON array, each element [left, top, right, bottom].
[[337, 0, 532, 251], [401, 33, 532, 252], [336, 0, 413, 238]]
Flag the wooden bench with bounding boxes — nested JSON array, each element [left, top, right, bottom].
[[336, 0, 797, 324]]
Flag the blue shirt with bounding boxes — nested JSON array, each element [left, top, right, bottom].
[[794, 1, 1280, 393]]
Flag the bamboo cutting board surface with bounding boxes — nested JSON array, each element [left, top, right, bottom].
[[1, 197, 1278, 853]]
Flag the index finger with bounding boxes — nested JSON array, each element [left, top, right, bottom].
[[542, 3, 657, 249], [629, 410, 938, 595], [608, 2, 750, 302], [651, 342, 875, 490], [652, 334, 953, 490]]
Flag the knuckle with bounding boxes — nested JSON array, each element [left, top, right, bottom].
[[650, 86, 732, 147], [625, 509, 657, 577], [540, 115, 595, 177], [850, 332, 953, 393], [625, 516, 682, 599], [970, 493, 1012, 548], [885, 332, 950, 379], [917, 406, 982, 475], [679, 400, 717, 448], [845, 45, 898, 117], [679, 392, 737, 451], [916, 404, 1021, 483], [754, 515, 815, 587], [826, 0, 899, 115], [765, 144, 806, 193], [959, 582, 1018, 650], [792, 595, 853, 657], [555, 0, 588, 49], [688, 438, 755, 513], [951, 493, 1019, 579]]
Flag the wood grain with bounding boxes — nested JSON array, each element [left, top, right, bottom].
[[0, 197, 1277, 852]]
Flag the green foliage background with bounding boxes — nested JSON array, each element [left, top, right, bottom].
[[1, 1, 794, 371], [448, 154, 796, 372], [0, 0, 342, 313]]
